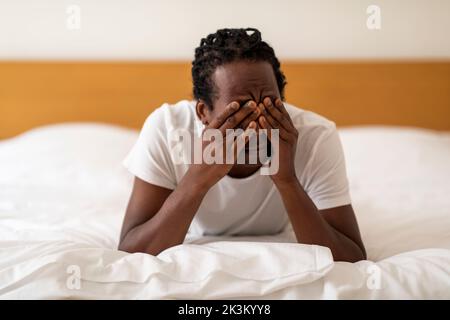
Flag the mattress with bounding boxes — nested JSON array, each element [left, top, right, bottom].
[[0, 123, 449, 299]]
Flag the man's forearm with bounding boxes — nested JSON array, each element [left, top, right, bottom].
[[119, 171, 210, 255], [275, 178, 365, 262]]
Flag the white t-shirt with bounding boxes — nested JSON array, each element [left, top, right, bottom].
[[123, 100, 351, 236]]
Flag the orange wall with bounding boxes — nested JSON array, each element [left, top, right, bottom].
[[1, 61, 449, 138]]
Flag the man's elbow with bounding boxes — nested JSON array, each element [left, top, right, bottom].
[[338, 247, 367, 263], [118, 235, 164, 256], [360, 246, 367, 261], [118, 238, 140, 254]]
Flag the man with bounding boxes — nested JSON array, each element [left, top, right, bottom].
[[119, 28, 366, 262]]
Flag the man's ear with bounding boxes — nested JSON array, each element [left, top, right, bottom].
[[195, 100, 212, 125]]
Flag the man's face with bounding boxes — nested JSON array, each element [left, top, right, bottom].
[[202, 60, 280, 163], [195, 60, 281, 170], [208, 61, 281, 129]]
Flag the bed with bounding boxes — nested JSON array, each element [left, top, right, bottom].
[[1, 123, 449, 299]]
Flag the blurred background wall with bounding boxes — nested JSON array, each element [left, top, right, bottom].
[[1, 0, 449, 60], [1, 0, 449, 138]]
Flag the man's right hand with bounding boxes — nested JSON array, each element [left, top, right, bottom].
[[186, 100, 260, 190]]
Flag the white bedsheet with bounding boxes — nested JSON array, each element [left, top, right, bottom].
[[0, 123, 449, 299]]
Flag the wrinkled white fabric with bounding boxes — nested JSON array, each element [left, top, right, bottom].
[[0, 123, 449, 299]]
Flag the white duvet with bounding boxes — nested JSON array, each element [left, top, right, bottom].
[[0, 123, 449, 299]]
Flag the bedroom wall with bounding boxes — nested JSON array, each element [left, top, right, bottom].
[[1, 1, 449, 137], [1, 0, 450, 60]]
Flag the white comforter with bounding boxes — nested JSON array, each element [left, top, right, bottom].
[[0, 124, 449, 299]]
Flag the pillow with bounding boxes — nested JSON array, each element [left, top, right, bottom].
[[339, 127, 450, 260], [0, 240, 333, 299]]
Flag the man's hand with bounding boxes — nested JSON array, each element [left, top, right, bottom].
[[187, 100, 259, 190], [258, 97, 299, 186]]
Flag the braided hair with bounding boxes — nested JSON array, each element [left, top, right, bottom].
[[192, 28, 286, 108]]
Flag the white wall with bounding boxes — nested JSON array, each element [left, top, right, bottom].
[[0, 0, 449, 60]]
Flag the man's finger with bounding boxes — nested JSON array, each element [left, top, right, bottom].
[[239, 107, 261, 131], [260, 103, 280, 130], [274, 98, 295, 128], [258, 116, 272, 141], [208, 101, 240, 129], [259, 106, 292, 142], [263, 97, 295, 132], [219, 101, 256, 135], [232, 121, 257, 161]]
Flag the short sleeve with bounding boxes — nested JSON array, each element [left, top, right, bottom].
[[123, 106, 177, 190], [303, 126, 352, 210]]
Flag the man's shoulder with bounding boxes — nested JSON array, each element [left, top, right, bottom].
[[142, 100, 197, 131], [284, 102, 336, 134]]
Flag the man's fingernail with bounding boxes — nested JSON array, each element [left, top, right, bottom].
[[246, 101, 256, 108]]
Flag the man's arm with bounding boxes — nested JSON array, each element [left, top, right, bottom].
[[276, 179, 366, 262], [118, 174, 210, 256], [119, 101, 259, 255], [259, 97, 366, 262]]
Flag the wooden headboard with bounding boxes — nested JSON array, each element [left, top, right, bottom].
[[1, 61, 449, 138]]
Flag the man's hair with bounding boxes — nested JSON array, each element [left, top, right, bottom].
[[191, 28, 287, 108]]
